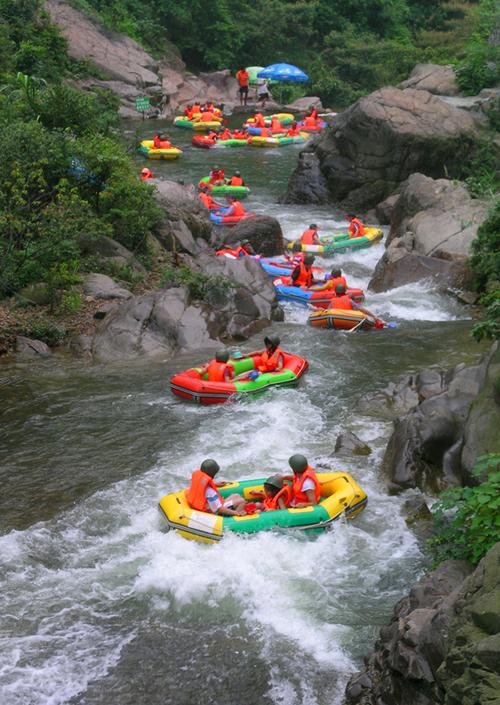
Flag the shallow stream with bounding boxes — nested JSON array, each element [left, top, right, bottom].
[[0, 118, 486, 705]]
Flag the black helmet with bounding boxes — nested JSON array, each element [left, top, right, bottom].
[[304, 254, 315, 266], [309, 224, 318, 229], [264, 474, 283, 491], [347, 212, 356, 219], [201, 459, 220, 477], [288, 454, 308, 473], [264, 334, 280, 348], [335, 283, 346, 295], [331, 268, 342, 277], [292, 241, 302, 253], [215, 348, 230, 362]]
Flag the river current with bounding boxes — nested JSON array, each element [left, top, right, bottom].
[[0, 118, 487, 705]]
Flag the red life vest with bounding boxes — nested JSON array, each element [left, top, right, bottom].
[[264, 485, 292, 510], [140, 169, 153, 182], [271, 117, 281, 132], [293, 262, 313, 287], [159, 140, 171, 149], [292, 467, 321, 504], [291, 253, 305, 266], [192, 103, 201, 113], [230, 176, 243, 186], [331, 294, 353, 310], [310, 108, 318, 119], [153, 135, 162, 149], [286, 127, 300, 136], [185, 469, 221, 512], [300, 229, 318, 245], [209, 169, 224, 183], [328, 276, 347, 290], [258, 346, 283, 372], [230, 201, 245, 217], [304, 116, 317, 128], [254, 113, 266, 127], [349, 218, 365, 238], [199, 192, 216, 209], [207, 360, 232, 381], [260, 127, 271, 138], [201, 111, 215, 122]]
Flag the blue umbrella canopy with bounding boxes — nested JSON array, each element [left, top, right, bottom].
[[257, 63, 309, 83]]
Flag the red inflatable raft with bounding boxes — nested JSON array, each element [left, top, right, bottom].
[[170, 350, 308, 404], [192, 135, 217, 149]]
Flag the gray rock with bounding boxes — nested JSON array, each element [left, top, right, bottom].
[[334, 431, 372, 456], [369, 174, 491, 292], [93, 303, 116, 320], [69, 334, 93, 357], [78, 234, 146, 274], [83, 273, 132, 300], [16, 336, 51, 357], [222, 215, 285, 256], [285, 96, 323, 112], [285, 87, 484, 211], [154, 181, 214, 251], [282, 152, 330, 205], [399, 64, 459, 96]]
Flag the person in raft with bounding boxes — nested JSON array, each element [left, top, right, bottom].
[[311, 267, 347, 291], [198, 184, 222, 210], [330, 284, 377, 320], [300, 223, 321, 246], [252, 111, 266, 128], [290, 254, 318, 288], [153, 133, 172, 149], [140, 167, 154, 182], [199, 348, 234, 382], [228, 171, 245, 186], [348, 213, 365, 238], [249, 474, 292, 510], [256, 334, 284, 373], [186, 459, 246, 516], [209, 165, 225, 185], [284, 454, 321, 508], [236, 67, 250, 106], [286, 121, 301, 137], [223, 196, 246, 218]]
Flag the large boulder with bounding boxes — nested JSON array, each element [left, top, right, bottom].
[[16, 336, 52, 358], [78, 233, 146, 274], [381, 346, 499, 493], [369, 174, 492, 292], [344, 543, 500, 705], [285, 96, 323, 112], [83, 273, 132, 301], [153, 181, 214, 253], [222, 215, 285, 256], [281, 152, 330, 205], [284, 87, 484, 211], [399, 64, 460, 96]]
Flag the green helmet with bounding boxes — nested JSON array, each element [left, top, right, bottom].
[[335, 283, 346, 295], [264, 474, 283, 491], [215, 348, 230, 362], [288, 453, 308, 473], [304, 254, 315, 266], [201, 459, 220, 477], [331, 268, 342, 277]]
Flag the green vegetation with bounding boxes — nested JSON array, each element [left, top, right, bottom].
[[161, 258, 233, 303], [470, 200, 500, 341], [0, 2, 160, 302], [429, 454, 500, 565], [72, 0, 497, 107]]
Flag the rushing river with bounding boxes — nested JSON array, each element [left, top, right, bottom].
[[0, 117, 487, 705]]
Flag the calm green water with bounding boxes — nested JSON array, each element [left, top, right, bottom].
[[0, 116, 486, 705]]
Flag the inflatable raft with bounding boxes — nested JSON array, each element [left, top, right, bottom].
[[170, 350, 308, 404], [276, 133, 309, 145], [308, 308, 381, 331], [274, 281, 365, 308], [248, 136, 280, 148], [173, 116, 222, 131], [192, 135, 217, 149], [139, 140, 182, 160], [198, 176, 250, 198], [245, 112, 294, 128], [286, 227, 384, 255], [158, 471, 367, 543], [218, 137, 248, 147], [297, 119, 327, 132]]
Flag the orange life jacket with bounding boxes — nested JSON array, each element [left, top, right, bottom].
[[233, 131, 245, 139], [209, 170, 224, 183], [159, 140, 171, 149], [258, 346, 283, 372], [153, 135, 162, 149], [230, 176, 243, 186], [310, 108, 318, 119], [237, 70, 249, 87], [292, 466, 321, 504], [327, 275, 347, 290], [207, 360, 233, 381], [292, 262, 313, 288], [331, 294, 353, 310], [264, 485, 292, 510], [185, 469, 221, 512], [230, 201, 245, 217], [199, 192, 216, 209], [349, 218, 365, 238], [254, 113, 266, 127], [300, 228, 318, 245], [271, 117, 281, 132], [260, 127, 271, 138], [286, 127, 300, 136], [192, 103, 201, 113], [140, 169, 153, 181], [201, 111, 215, 122], [304, 116, 317, 128]]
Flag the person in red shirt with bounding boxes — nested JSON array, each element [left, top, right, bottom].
[[209, 165, 225, 185], [348, 213, 366, 238], [236, 67, 250, 106]]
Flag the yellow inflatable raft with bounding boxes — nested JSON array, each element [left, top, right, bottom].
[[158, 471, 367, 543], [248, 136, 280, 148], [139, 140, 183, 160]]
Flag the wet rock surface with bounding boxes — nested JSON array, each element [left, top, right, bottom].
[[222, 215, 285, 256]]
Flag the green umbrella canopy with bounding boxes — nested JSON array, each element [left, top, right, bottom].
[[245, 66, 265, 85]]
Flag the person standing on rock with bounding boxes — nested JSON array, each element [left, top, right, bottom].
[[236, 67, 250, 106], [257, 79, 269, 109], [348, 214, 365, 238]]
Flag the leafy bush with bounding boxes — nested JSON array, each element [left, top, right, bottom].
[[470, 199, 500, 290], [160, 260, 233, 303], [429, 454, 500, 565], [471, 291, 500, 342], [456, 0, 500, 94], [15, 316, 67, 346]]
